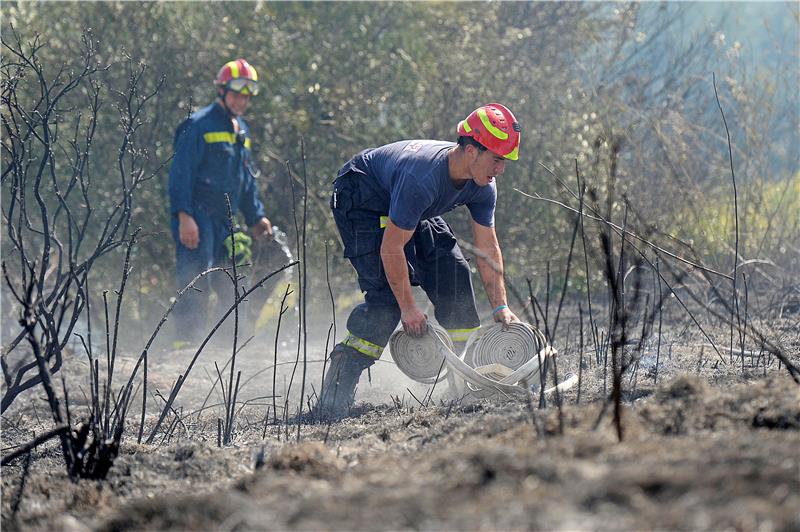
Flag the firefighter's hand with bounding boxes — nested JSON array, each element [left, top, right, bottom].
[[250, 217, 273, 240], [493, 306, 521, 331], [401, 306, 428, 338], [178, 212, 199, 249]]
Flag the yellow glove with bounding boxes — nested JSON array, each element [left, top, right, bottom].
[[223, 231, 253, 266]]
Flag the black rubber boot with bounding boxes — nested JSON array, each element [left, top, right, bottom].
[[313, 344, 375, 421]]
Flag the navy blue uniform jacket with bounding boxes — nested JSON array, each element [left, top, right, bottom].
[[168, 102, 265, 225]]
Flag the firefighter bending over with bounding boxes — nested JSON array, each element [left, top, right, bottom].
[[316, 103, 523, 418]]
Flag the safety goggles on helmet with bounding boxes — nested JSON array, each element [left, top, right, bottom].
[[226, 78, 259, 96], [215, 59, 260, 96]]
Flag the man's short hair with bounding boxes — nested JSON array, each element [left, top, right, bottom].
[[457, 136, 488, 152]]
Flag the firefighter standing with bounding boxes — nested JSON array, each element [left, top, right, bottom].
[[168, 59, 273, 344], [316, 103, 523, 418]]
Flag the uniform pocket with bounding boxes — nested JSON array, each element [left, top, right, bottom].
[[332, 176, 385, 258], [345, 210, 383, 258]]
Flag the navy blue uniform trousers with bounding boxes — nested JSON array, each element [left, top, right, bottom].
[[171, 210, 242, 344], [331, 172, 480, 359]]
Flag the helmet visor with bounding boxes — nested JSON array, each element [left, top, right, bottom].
[[227, 78, 259, 96]]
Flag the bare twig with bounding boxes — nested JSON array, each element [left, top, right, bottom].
[[1, 425, 68, 466], [712, 72, 742, 367], [297, 137, 309, 441], [9, 450, 32, 522], [273, 284, 292, 424]]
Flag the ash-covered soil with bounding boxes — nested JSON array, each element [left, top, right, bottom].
[[2, 318, 799, 531]]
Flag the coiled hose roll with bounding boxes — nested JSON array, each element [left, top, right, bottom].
[[389, 321, 563, 399], [388, 324, 453, 384]]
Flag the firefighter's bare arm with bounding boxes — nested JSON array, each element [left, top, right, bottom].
[[178, 211, 200, 249], [249, 217, 273, 240], [471, 220, 521, 329], [381, 219, 427, 337]]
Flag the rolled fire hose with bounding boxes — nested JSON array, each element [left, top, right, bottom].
[[389, 322, 571, 399], [389, 324, 454, 384]]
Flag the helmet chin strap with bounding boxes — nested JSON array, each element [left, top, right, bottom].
[[217, 88, 237, 118]]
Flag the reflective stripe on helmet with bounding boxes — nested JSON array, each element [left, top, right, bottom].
[[477, 108, 508, 140], [460, 120, 472, 133], [342, 332, 384, 359], [228, 61, 239, 79]]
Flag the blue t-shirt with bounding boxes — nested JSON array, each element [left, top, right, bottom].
[[350, 140, 496, 230]]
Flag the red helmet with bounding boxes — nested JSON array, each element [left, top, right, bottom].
[[456, 103, 520, 161], [215, 59, 260, 96]]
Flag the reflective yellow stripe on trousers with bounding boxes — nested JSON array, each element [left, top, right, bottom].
[[342, 332, 384, 359], [447, 327, 479, 343]]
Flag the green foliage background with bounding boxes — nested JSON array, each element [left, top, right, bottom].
[[3, 1, 798, 330]]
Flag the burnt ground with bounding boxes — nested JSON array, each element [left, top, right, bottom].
[[2, 316, 799, 531]]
